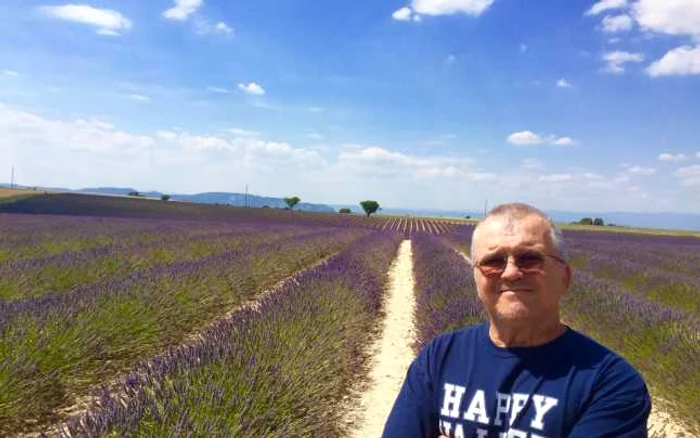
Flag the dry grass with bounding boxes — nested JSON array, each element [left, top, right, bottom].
[[559, 223, 700, 238], [0, 187, 48, 200]]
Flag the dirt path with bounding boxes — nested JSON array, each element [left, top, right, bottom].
[[647, 397, 695, 437], [349, 239, 416, 438]]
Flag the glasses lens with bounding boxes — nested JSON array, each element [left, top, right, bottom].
[[515, 252, 545, 270], [479, 255, 507, 275]]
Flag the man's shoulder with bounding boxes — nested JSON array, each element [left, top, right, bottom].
[[419, 323, 486, 358]]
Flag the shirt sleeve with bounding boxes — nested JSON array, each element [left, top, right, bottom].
[[567, 356, 652, 438], [381, 342, 440, 438]]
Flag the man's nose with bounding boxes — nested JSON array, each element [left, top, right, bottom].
[[500, 257, 523, 280]]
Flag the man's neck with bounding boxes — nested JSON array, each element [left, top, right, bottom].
[[488, 317, 566, 348]]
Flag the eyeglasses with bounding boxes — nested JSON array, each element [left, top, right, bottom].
[[472, 251, 567, 277]]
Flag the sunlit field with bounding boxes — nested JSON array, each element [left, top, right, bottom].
[[0, 199, 698, 436]]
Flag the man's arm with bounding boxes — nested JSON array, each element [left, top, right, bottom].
[[382, 345, 440, 438], [568, 357, 652, 438]]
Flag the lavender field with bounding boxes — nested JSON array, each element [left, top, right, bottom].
[[0, 209, 698, 436]]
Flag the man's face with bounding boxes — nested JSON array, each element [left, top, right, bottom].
[[471, 215, 572, 323]]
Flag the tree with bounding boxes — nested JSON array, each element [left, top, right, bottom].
[[579, 217, 593, 226], [338, 208, 352, 214], [128, 190, 142, 197], [360, 200, 380, 217], [283, 196, 300, 210], [161, 194, 171, 201], [593, 217, 605, 226]]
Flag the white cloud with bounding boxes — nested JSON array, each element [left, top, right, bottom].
[[238, 82, 265, 96], [308, 106, 324, 112], [522, 159, 545, 171], [674, 164, 700, 186], [446, 54, 457, 65], [659, 153, 687, 162], [551, 137, 575, 146], [392, 7, 413, 21], [163, 0, 203, 21], [507, 130, 543, 145], [697, 151, 700, 159], [585, 0, 628, 16], [601, 14, 633, 33], [155, 130, 178, 140], [647, 45, 700, 77], [126, 94, 150, 103], [228, 128, 260, 137], [628, 166, 656, 175], [556, 78, 573, 88], [539, 174, 574, 183], [194, 19, 234, 35], [602, 51, 644, 73], [338, 146, 475, 180], [507, 131, 576, 146], [632, 0, 700, 37], [215, 22, 233, 34], [305, 132, 324, 140], [207, 86, 231, 94], [520, 44, 528, 53], [2, 70, 19, 76], [0, 106, 154, 156], [410, 0, 495, 17], [40, 4, 132, 36]]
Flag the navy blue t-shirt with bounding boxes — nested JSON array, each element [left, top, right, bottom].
[[383, 323, 651, 438]]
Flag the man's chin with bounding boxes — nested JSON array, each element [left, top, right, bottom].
[[494, 304, 533, 321]]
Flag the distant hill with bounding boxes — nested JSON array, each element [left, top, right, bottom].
[[71, 187, 337, 213], [2, 184, 698, 230]]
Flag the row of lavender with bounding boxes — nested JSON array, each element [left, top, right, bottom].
[[52, 232, 402, 436], [565, 231, 699, 314], [411, 233, 486, 351], [438, 227, 700, 433], [0, 223, 323, 301], [0, 215, 369, 435], [0, 214, 244, 262]]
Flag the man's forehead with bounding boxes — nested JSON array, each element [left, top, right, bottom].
[[474, 215, 552, 248]]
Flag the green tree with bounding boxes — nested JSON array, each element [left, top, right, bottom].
[[579, 217, 593, 225], [128, 190, 142, 197], [338, 208, 352, 214], [360, 200, 380, 217], [593, 217, 605, 226], [161, 194, 171, 201], [283, 196, 301, 210]]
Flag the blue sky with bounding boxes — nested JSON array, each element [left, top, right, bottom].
[[1, 0, 699, 213]]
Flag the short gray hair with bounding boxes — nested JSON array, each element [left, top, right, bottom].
[[469, 203, 568, 262]]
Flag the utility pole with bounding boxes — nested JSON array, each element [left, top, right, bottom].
[[10, 166, 15, 189], [484, 199, 488, 218], [245, 184, 248, 208]]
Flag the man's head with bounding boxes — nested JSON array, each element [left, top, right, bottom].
[[470, 203, 572, 325]]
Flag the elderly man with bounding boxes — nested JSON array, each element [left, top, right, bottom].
[[382, 203, 651, 437]]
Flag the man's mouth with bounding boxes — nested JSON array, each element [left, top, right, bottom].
[[499, 288, 532, 293]]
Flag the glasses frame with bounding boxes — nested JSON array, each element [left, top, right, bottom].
[[471, 251, 568, 278]]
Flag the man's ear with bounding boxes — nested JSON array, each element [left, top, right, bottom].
[[562, 263, 573, 294]]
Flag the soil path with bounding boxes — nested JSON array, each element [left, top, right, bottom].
[[350, 239, 416, 438], [647, 397, 695, 437]]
